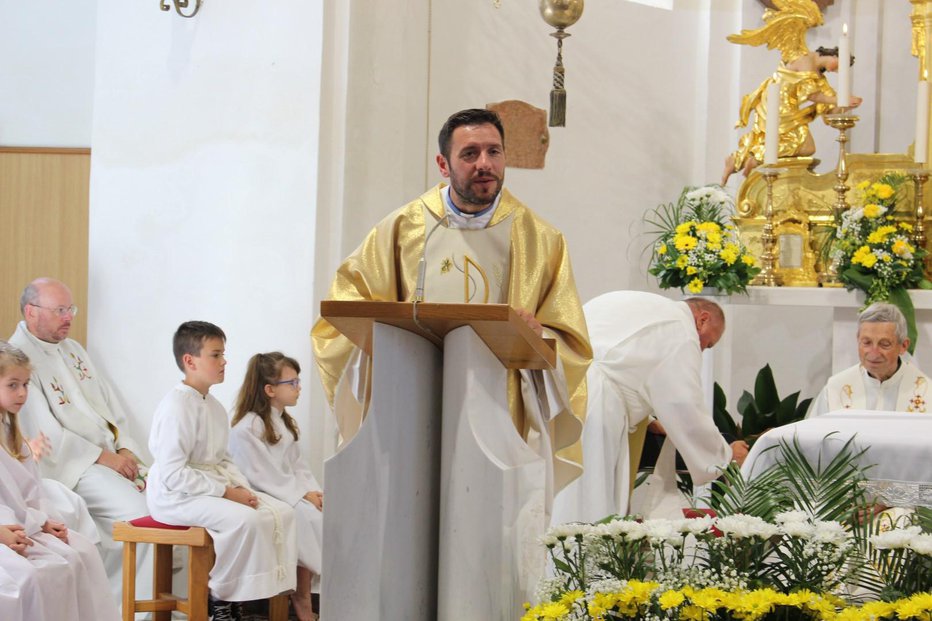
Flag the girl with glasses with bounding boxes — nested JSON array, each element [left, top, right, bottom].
[[230, 352, 322, 621]]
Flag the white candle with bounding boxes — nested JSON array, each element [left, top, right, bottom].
[[838, 24, 851, 108], [764, 80, 780, 165], [916, 80, 930, 164]]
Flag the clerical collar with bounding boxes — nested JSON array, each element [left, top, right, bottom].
[[862, 357, 905, 385], [442, 186, 501, 229]]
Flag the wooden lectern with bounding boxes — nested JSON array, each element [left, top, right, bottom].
[[319, 301, 556, 621]]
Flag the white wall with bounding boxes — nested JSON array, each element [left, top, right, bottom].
[[87, 0, 324, 460], [0, 0, 97, 147]]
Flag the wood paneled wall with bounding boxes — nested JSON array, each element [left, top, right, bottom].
[[0, 147, 89, 344]]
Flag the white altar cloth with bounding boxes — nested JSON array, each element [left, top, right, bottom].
[[742, 410, 932, 506]]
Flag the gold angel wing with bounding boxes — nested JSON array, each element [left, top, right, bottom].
[[727, 0, 824, 64]]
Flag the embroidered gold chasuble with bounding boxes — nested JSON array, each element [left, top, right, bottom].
[[312, 183, 592, 490]]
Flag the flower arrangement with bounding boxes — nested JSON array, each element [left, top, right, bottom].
[[833, 175, 929, 305], [647, 185, 760, 295], [524, 514, 932, 621], [523, 439, 932, 621]]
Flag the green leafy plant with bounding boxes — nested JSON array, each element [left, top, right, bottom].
[[713, 364, 812, 443]]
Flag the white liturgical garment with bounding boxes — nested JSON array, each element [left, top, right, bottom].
[[552, 291, 731, 524], [808, 359, 930, 417], [9, 321, 144, 488]]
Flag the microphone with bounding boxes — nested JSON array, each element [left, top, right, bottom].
[[414, 214, 450, 303]]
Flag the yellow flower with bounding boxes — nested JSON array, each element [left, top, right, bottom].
[[896, 592, 932, 619], [900, 221, 914, 232], [696, 221, 721, 235], [706, 231, 723, 246], [860, 601, 896, 619], [873, 183, 895, 199], [687, 278, 704, 294], [537, 602, 570, 621], [741, 254, 756, 266], [680, 605, 709, 621], [691, 588, 725, 611], [659, 590, 686, 610], [852, 245, 878, 268], [891, 238, 909, 256], [856, 180, 871, 191], [558, 590, 584, 607], [675, 234, 698, 252], [676, 255, 689, 269], [676, 221, 696, 234], [866, 225, 898, 244], [863, 204, 883, 218], [687, 266, 698, 275], [719, 244, 740, 265], [657, 243, 667, 255]]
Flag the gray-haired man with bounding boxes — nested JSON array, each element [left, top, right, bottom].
[[807, 302, 930, 416]]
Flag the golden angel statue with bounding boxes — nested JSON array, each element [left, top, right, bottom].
[[721, 0, 862, 185]]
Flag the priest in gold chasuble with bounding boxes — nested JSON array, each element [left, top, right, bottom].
[[312, 108, 591, 493]]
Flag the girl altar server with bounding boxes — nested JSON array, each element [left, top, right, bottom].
[[0, 342, 119, 621], [230, 352, 323, 621]]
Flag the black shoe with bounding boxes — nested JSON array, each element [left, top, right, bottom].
[[208, 595, 235, 621], [231, 601, 243, 621]]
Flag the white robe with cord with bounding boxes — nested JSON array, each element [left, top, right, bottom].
[[9, 320, 152, 602], [551, 291, 732, 524], [0, 442, 119, 621], [147, 384, 297, 601], [229, 409, 323, 575]]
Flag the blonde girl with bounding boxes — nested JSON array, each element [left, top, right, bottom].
[[0, 342, 119, 621], [230, 352, 322, 621]]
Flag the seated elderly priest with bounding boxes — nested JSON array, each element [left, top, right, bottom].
[[808, 302, 930, 416]]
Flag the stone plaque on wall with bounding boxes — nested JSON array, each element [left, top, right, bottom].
[[486, 100, 549, 169]]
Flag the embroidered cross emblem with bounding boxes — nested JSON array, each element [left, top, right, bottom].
[[69, 353, 93, 381], [50, 377, 71, 406]]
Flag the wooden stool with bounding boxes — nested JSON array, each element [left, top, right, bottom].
[[113, 517, 290, 621]]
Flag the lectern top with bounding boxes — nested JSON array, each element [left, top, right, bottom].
[[320, 301, 556, 370]]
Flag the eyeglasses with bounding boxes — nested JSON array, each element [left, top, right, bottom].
[[29, 303, 78, 317], [272, 378, 300, 389]]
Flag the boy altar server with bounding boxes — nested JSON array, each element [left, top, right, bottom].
[[147, 321, 296, 619]]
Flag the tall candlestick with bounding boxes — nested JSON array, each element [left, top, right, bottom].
[[916, 80, 930, 164], [838, 24, 851, 108], [764, 80, 780, 165]]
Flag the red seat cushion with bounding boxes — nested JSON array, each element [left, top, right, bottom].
[[129, 515, 191, 530]]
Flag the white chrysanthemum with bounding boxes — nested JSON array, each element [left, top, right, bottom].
[[774, 510, 809, 524], [780, 520, 815, 539], [715, 514, 779, 539], [644, 519, 679, 542], [871, 526, 922, 550], [811, 520, 850, 546], [907, 532, 932, 556], [601, 518, 647, 541], [547, 522, 592, 541], [678, 516, 713, 535]]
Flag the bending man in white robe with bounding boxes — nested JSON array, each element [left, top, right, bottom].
[[807, 302, 930, 416], [552, 292, 748, 524], [8, 277, 152, 602]]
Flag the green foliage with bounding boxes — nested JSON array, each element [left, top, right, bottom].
[[709, 433, 869, 524], [713, 364, 812, 442]]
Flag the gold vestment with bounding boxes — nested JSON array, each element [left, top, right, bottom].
[[311, 183, 592, 490], [732, 66, 835, 170]]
